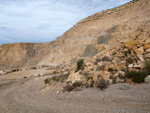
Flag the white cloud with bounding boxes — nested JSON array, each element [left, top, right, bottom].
[[0, 0, 131, 45]]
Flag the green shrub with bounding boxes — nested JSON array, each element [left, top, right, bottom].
[[108, 68, 114, 72], [24, 76, 27, 79], [126, 57, 133, 64], [77, 59, 84, 71], [44, 78, 51, 84], [126, 71, 147, 83], [144, 60, 150, 75], [124, 50, 131, 56]]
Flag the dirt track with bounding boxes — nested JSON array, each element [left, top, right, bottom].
[[0, 72, 150, 113]]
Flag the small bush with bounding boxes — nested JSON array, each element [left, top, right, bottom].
[[86, 75, 93, 81], [108, 68, 114, 72], [124, 50, 131, 56], [73, 81, 82, 87], [97, 79, 108, 90], [44, 78, 51, 84], [24, 76, 27, 79], [126, 57, 133, 64], [63, 84, 74, 92], [126, 71, 147, 83], [144, 60, 150, 75], [77, 59, 84, 71]]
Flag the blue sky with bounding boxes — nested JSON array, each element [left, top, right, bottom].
[[0, 0, 131, 45]]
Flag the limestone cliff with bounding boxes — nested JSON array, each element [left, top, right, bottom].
[[0, 0, 150, 70]]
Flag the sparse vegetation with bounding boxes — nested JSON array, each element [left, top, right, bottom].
[[24, 76, 27, 79], [97, 79, 108, 90], [126, 71, 148, 83], [124, 50, 131, 56], [77, 59, 84, 71], [108, 68, 114, 72], [126, 57, 134, 64], [44, 78, 51, 84]]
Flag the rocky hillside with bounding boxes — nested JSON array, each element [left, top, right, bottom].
[[0, 0, 150, 71]]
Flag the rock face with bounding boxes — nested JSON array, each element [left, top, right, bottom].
[[0, 0, 150, 70]]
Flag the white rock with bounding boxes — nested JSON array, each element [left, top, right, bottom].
[[128, 64, 133, 68], [144, 75, 150, 83], [0, 70, 4, 75]]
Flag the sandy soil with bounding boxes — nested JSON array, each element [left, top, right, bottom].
[[0, 71, 150, 113]]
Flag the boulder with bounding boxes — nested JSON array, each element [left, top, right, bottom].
[[144, 75, 150, 83], [134, 47, 144, 55], [118, 71, 125, 77]]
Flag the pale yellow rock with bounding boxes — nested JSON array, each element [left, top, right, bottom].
[[134, 47, 144, 55], [144, 43, 150, 50], [123, 41, 136, 50]]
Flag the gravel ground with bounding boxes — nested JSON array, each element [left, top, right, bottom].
[[0, 74, 150, 113]]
